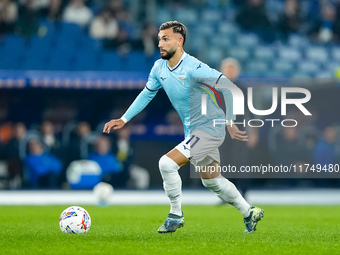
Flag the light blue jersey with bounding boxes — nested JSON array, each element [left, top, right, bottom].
[[122, 52, 236, 138]]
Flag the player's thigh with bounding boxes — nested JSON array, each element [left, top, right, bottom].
[[199, 160, 221, 179], [166, 137, 191, 167], [166, 148, 190, 167]]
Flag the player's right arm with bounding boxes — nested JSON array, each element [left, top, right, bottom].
[[103, 62, 162, 134]]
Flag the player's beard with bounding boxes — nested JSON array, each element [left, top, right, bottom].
[[160, 48, 176, 60]]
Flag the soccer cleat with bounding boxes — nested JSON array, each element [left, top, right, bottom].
[[158, 213, 185, 233], [243, 206, 264, 234]]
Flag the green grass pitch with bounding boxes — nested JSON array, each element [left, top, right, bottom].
[[0, 205, 339, 255]]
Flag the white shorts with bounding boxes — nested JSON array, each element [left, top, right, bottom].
[[175, 131, 225, 167]]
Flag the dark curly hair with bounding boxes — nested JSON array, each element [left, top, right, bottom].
[[159, 21, 187, 46]]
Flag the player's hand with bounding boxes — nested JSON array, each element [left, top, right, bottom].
[[103, 119, 125, 134], [227, 125, 249, 142]]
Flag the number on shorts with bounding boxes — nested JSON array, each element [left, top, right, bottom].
[[186, 135, 200, 148]]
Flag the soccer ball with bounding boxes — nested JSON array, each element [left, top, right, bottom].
[[59, 206, 91, 234], [93, 182, 114, 206]]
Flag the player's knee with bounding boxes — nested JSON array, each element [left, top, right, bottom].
[[201, 177, 224, 191], [159, 155, 180, 172]]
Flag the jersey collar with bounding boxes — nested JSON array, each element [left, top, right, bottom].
[[167, 51, 187, 72]]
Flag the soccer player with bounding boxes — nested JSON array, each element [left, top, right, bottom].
[[103, 21, 264, 234]]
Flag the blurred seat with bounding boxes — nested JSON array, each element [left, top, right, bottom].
[[278, 47, 302, 63], [21, 50, 49, 70], [323, 62, 339, 73], [173, 8, 198, 25], [28, 36, 52, 56], [201, 10, 222, 23], [0, 35, 26, 69], [126, 51, 151, 72], [297, 61, 319, 76], [206, 47, 223, 68], [253, 46, 275, 61], [273, 60, 294, 76], [236, 33, 259, 48], [79, 35, 102, 52], [47, 49, 74, 71], [211, 36, 233, 50], [0, 46, 24, 70], [314, 70, 334, 78], [291, 72, 313, 78], [218, 22, 239, 38], [305, 46, 328, 64], [98, 51, 124, 71], [156, 8, 172, 24], [245, 61, 268, 75], [59, 22, 83, 39], [331, 46, 340, 62], [4, 34, 27, 54], [195, 24, 216, 37], [227, 46, 250, 63], [54, 35, 78, 52], [73, 50, 99, 71], [287, 34, 310, 48]]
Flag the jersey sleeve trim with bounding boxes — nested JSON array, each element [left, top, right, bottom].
[[145, 85, 159, 92], [216, 73, 223, 84]]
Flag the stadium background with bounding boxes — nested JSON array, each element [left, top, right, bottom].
[[0, 0, 340, 194]]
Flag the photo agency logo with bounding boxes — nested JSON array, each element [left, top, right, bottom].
[[199, 80, 312, 128]]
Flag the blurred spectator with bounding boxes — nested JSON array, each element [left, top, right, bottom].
[[66, 121, 91, 164], [277, 0, 302, 39], [116, 127, 149, 189], [314, 126, 339, 165], [309, 4, 340, 43], [89, 8, 118, 39], [106, 27, 131, 54], [0, 121, 14, 145], [4, 122, 26, 188], [39, 0, 63, 21], [62, 0, 93, 27], [235, 0, 273, 41], [108, 0, 124, 18], [337, 0, 340, 20], [88, 136, 124, 187], [6, 122, 26, 159], [25, 138, 62, 188], [115, 9, 137, 40], [116, 127, 131, 165], [133, 22, 158, 56], [273, 126, 310, 165], [220, 57, 241, 83], [19, 0, 50, 10], [39, 121, 62, 157], [0, 0, 18, 36], [16, 0, 40, 37]]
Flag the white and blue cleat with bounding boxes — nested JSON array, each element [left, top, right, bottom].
[[243, 206, 264, 234], [158, 213, 185, 233]]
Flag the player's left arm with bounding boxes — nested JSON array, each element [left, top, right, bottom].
[[216, 75, 248, 141], [193, 62, 248, 141]]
